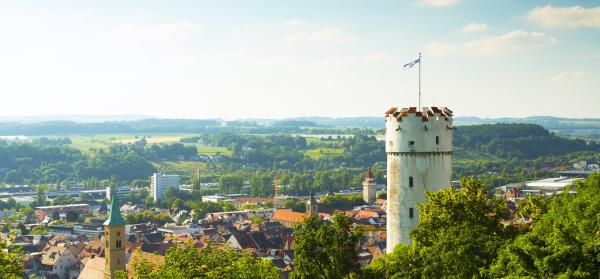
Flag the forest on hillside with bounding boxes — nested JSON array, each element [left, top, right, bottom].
[[0, 124, 598, 192]]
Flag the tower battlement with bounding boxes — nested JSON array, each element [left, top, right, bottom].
[[385, 106, 453, 154], [385, 106, 453, 121]]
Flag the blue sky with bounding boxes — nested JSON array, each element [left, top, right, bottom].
[[0, 0, 598, 119]]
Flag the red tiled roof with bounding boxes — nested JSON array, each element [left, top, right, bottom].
[[272, 210, 306, 224], [354, 210, 381, 220]]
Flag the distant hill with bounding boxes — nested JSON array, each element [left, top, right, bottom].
[[454, 123, 600, 159], [0, 114, 152, 123], [0, 115, 598, 138]]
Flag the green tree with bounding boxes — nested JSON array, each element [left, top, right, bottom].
[[383, 177, 514, 278], [129, 245, 279, 279], [30, 225, 50, 235], [283, 198, 306, 213], [516, 194, 549, 220], [34, 184, 49, 207], [3, 170, 20, 184], [314, 171, 332, 193], [52, 195, 76, 205], [487, 174, 600, 278], [126, 211, 172, 226], [319, 194, 364, 211], [0, 239, 24, 278], [66, 211, 80, 222], [217, 174, 244, 194], [291, 214, 360, 279]]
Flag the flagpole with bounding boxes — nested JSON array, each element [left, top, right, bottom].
[[418, 52, 421, 111]]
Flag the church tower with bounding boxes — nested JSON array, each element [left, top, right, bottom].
[[104, 191, 126, 278], [385, 107, 453, 252], [306, 191, 318, 217], [362, 167, 376, 204]]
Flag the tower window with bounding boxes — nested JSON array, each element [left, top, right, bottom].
[[117, 231, 120, 236], [408, 141, 415, 146], [409, 208, 414, 218], [116, 240, 121, 248], [436, 136, 439, 145], [409, 177, 414, 188]]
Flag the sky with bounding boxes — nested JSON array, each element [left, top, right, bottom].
[[0, 0, 599, 120]]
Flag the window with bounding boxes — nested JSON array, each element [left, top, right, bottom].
[[409, 176, 414, 188], [408, 141, 415, 146], [409, 208, 414, 218], [116, 231, 120, 236], [436, 136, 439, 145], [116, 240, 122, 248]]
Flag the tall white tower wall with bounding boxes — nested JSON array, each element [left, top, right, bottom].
[[385, 107, 453, 252]]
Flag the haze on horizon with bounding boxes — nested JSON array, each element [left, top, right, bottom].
[[0, 0, 599, 120]]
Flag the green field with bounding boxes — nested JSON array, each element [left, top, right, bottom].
[[304, 148, 345, 159], [195, 144, 232, 156], [66, 134, 190, 154], [151, 161, 208, 175], [59, 134, 234, 157]]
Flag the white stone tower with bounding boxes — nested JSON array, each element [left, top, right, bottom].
[[385, 106, 453, 252], [362, 168, 376, 204]]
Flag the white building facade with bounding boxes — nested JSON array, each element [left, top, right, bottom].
[[151, 173, 180, 202], [385, 107, 453, 252]]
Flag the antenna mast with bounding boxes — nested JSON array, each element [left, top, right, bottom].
[[418, 52, 422, 111]]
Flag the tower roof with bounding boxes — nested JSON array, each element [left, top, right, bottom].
[[104, 189, 125, 226], [365, 167, 374, 179]]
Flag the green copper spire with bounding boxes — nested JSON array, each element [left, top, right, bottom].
[[104, 188, 125, 226]]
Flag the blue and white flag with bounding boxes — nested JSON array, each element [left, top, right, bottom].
[[403, 58, 420, 69]]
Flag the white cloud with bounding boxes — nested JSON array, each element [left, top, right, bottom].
[[106, 22, 198, 44], [285, 28, 358, 44], [284, 19, 304, 26], [419, 0, 460, 7], [460, 22, 489, 33], [424, 42, 460, 56], [426, 30, 557, 55], [363, 53, 394, 62], [463, 30, 556, 54], [551, 71, 586, 81], [528, 6, 600, 28]]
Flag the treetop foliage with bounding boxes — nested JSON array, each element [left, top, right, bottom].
[[454, 123, 600, 159], [291, 214, 360, 279], [366, 174, 600, 278], [129, 245, 279, 279]]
